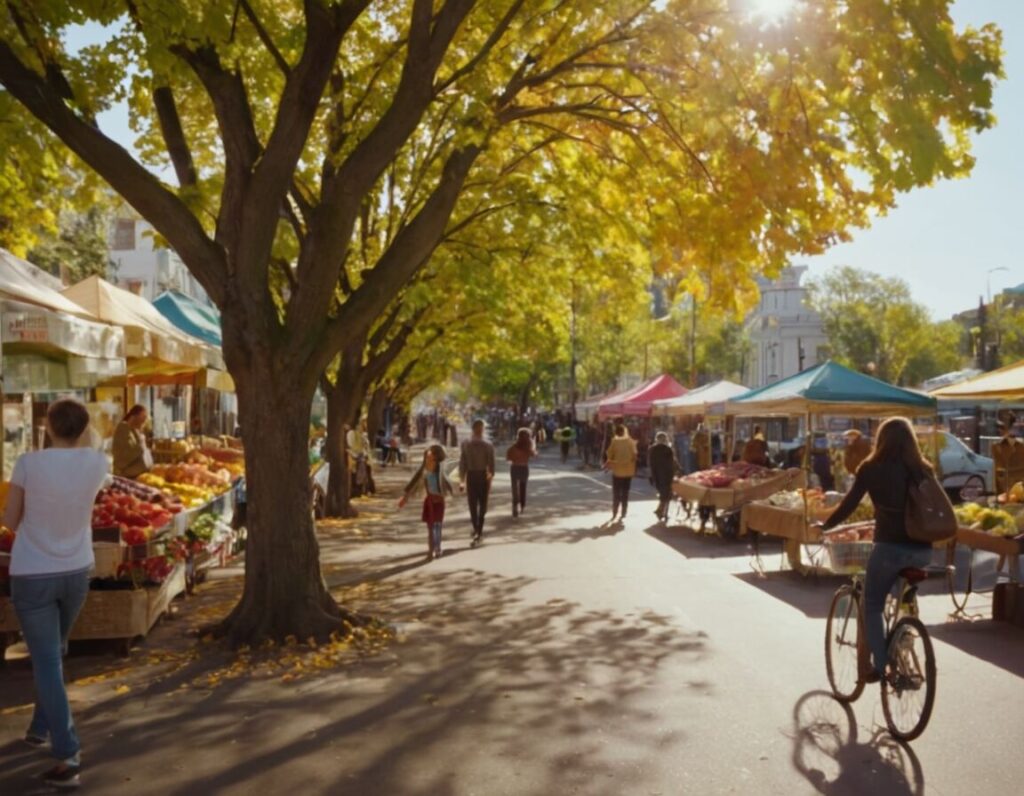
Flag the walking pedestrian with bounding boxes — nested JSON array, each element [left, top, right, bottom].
[[2, 399, 111, 789], [649, 431, 682, 522], [346, 418, 374, 496], [398, 444, 453, 560], [557, 422, 576, 463], [459, 419, 495, 545], [506, 428, 536, 518], [605, 422, 638, 522]]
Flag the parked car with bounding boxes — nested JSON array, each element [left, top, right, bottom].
[[930, 431, 994, 500]]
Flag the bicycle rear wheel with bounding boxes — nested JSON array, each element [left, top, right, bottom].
[[825, 585, 864, 702], [881, 617, 936, 741]]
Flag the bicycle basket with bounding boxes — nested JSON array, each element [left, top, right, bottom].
[[826, 540, 874, 574]]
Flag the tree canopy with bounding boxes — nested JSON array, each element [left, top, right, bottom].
[[0, 0, 1003, 642]]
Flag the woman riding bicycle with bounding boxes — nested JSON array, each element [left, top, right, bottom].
[[821, 417, 933, 683]]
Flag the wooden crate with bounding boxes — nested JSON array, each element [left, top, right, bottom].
[[741, 503, 822, 543], [673, 468, 806, 510], [956, 527, 1023, 558], [0, 565, 185, 641]]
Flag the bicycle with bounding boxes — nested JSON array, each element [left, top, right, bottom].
[[823, 537, 939, 742]]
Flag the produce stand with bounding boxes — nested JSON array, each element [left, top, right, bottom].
[[0, 564, 186, 659], [0, 470, 243, 660], [672, 466, 805, 536], [741, 501, 825, 570], [946, 525, 1022, 618], [723, 361, 939, 574]]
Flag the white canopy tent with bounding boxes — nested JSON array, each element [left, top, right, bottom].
[[652, 380, 749, 417]]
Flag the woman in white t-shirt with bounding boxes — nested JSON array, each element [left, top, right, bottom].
[[2, 399, 110, 789]]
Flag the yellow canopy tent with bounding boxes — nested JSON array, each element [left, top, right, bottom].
[[930, 359, 1024, 401], [62, 276, 210, 374]]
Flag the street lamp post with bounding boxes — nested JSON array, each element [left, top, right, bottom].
[[987, 266, 1009, 305], [985, 267, 1009, 371]]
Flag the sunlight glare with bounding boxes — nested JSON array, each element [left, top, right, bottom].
[[749, 0, 797, 24]]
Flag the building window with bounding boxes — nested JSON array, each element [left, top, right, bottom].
[[112, 219, 135, 250]]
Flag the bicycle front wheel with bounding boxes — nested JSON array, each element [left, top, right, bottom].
[[881, 617, 937, 741], [825, 585, 864, 703]]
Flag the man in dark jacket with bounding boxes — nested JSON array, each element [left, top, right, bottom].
[[649, 431, 681, 522], [459, 419, 495, 544]]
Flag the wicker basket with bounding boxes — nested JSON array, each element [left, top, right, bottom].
[[826, 540, 874, 574]]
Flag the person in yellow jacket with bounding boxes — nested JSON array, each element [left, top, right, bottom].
[[692, 423, 712, 471], [604, 423, 638, 522]]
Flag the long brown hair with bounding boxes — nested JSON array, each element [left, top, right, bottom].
[[861, 417, 933, 476], [515, 428, 533, 451]]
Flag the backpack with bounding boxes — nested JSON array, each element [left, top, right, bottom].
[[904, 470, 957, 543]]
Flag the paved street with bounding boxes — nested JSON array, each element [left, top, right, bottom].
[[2, 445, 1022, 795]]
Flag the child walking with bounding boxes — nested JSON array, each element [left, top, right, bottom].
[[398, 444, 453, 560]]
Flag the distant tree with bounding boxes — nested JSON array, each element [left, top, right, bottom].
[[807, 266, 967, 384], [28, 206, 114, 283]]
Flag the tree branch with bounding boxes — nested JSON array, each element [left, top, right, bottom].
[[289, 0, 478, 346], [152, 86, 198, 188], [311, 144, 482, 380], [239, 0, 291, 76], [437, 0, 527, 92], [0, 41, 226, 302]]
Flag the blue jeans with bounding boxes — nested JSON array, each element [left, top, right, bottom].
[[864, 543, 932, 675], [11, 569, 90, 762]]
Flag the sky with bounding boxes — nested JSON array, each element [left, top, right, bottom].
[[803, 0, 1024, 321], [70, 1, 1022, 323]]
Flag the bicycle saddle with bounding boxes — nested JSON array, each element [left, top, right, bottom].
[[899, 567, 929, 584]]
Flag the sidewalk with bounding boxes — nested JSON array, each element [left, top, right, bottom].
[[0, 436, 534, 791], [0, 436, 645, 794]]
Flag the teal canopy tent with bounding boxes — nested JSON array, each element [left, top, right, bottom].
[[152, 290, 222, 348], [725, 361, 936, 418]]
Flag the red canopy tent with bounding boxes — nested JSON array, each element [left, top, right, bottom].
[[598, 374, 687, 418]]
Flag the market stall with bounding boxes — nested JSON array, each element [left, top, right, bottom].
[[2, 278, 247, 656], [723, 361, 937, 571], [0, 250, 128, 478], [63, 275, 212, 438], [931, 368, 1024, 619], [0, 469, 241, 656], [576, 386, 633, 423], [597, 374, 687, 418], [653, 380, 749, 418], [152, 290, 237, 435], [653, 380, 749, 478], [932, 359, 1024, 490]]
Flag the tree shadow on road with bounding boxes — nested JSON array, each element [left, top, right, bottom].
[[0, 563, 710, 796], [788, 691, 925, 795], [927, 619, 1024, 679], [644, 522, 774, 561], [733, 570, 846, 619]]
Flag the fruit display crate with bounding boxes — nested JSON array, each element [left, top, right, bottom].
[[673, 468, 806, 511], [0, 564, 186, 659], [955, 527, 1023, 560], [740, 502, 824, 543]]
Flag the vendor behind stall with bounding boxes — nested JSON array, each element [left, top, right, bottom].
[[741, 425, 770, 467], [842, 429, 872, 475], [112, 404, 152, 478]]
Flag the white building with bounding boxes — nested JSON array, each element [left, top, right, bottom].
[[744, 265, 829, 388], [108, 215, 211, 305]]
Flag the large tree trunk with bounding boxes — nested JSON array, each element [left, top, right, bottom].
[[366, 386, 388, 444], [323, 380, 361, 518], [217, 356, 365, 643]]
